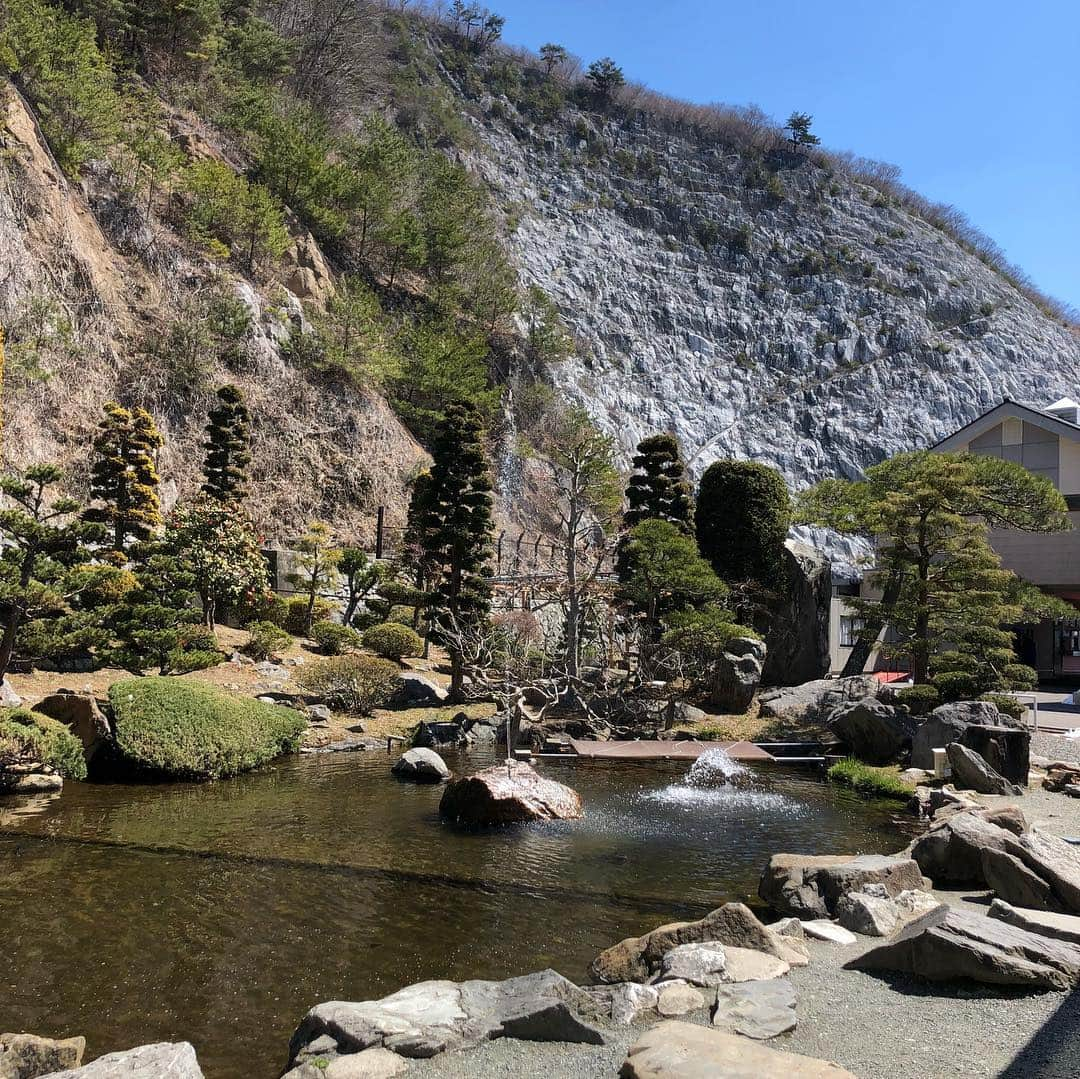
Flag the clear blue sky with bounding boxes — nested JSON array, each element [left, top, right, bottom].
[[490, 0, 1080, 311]]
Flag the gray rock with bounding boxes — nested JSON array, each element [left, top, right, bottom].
[[609, 983, 660, 1024], [988, 898, 1080, 945], [655, 944, 728, 987], [438, 761, 582, 825], [828, 697, 917, 765], [719, 947, 790, 982], [711, 979, 798, 1040], [982, 847, 1064, 911], [307, 704, 333, 722], [961, 724, 1030, 785], [0, 1032, 85, 1078], [911, 700, 1016, 769], [390, 748, 451, 783], [8, 773, 63, 793], [909, 809, 1015, 885], [0, 679, 22, 708], [590, 902, 783, 984], [947, 742, 1022, 796], [758, 676, 881, 728], [758, 853, 925, 918], [801, 920, 858, 945], [655, 982, 706, 1017], [288, 970, 604, 1066], [43, 1042, 203, 1077], [619, 1021, 858, 1078], [996, 828, 1080, 913], [834, 886, 942, 937], [761, 541, 831, 687], [390, 674, 447, 706], [33, 691, 110, 767], [769, 917, 805, 939], [709, 637, 766, 713], [848, 905, 1080, 990]]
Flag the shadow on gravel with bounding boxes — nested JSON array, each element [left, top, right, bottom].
[[999, 990, 1080, 1078], [849, 969, 1056, 1002]]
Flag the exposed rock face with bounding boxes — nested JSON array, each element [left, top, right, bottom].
[[32, 691, 111, 766], [710, 637, 766, 713], [0, 1032, 85, 1078], [761, 541, 831, 687], [828, 697, 917, 765], [43, 1042, 203, 1077], [390, 748, 451, 783], [757, 676, 881, 729], [947, 742, 1022, 795], [758, 853, 926, 918], [438, 761, 582, 825], [288, 970, 605, 1066], [848, 906, 1080, 990], [618, 1021, 857, 1079], [469, 94, 1080, 494], [589, 902, 783, 984]]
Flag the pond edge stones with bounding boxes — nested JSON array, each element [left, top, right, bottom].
[[390, 747, 451, 783]]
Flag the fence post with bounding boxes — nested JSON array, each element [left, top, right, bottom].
[[375, 506, 385, 559]]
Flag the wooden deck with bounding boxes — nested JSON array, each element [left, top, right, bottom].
[[565, 739, 774, 762]]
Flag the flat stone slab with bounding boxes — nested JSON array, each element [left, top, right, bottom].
[[288, 969, 605, 1066], [721, 946, 790, 982], [988, 898, 1080, 945], [802, 921, 858, 945], [656, 983, 706, 1017], [712, 979, 797, 1040], [619, 1020, 857, 1078], [655, 943, 728, 987], [42, 1043, 203, 1077], [848, 905, 1080, 990]]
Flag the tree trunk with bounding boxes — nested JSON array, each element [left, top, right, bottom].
[[0, 608, 20, 681]]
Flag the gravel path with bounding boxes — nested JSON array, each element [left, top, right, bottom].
[[408, 780, 1080, 1079], [1033, 730, 1080, 765]]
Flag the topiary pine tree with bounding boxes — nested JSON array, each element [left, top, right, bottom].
[[85, 401, 164, 560], [201, 384, 252, 503], [420, 401, 494, 700]]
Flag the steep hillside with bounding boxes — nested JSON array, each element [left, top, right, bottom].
[[463, 97, 1080, 485]]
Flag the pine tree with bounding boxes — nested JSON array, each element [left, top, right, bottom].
[[85, 401, 164, 560], [201, 384, 252, 503], [420, 402, 494, 700]]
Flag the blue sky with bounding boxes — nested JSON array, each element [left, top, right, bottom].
[[489, 0, 1080, 311]]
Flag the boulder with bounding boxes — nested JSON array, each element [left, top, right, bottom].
[[390, 674, 447, 706], [618, 1021, 857, 1079], [761, 540, 831, 687], [988, 899, 1080, 945], [655, 983, 706, 1017], [590, 902, 783, 984], [0, 1032, 85, 1078], [758, 853, 925, 918], [717, 946, 790, 982], [834, 885, 943, 937], [909, 809, 1016, 885], [438, 761, 581, 825], [758, 676, 881, 729], [0, 680, 22, 708], [43, 1042, 203, 1077], [960, 724, 1030, 785], [711, 979, 798, 1040], [827, 697, 917, 765], [848, 905, 1080, 990], [284, 1047, 407, 1079], [709, 638, 766, 714], [288, 970, 605, 1065], [982, 848, 1063, 911], [32, 691, 111, 766], [910, 700, 1018, 770], [390, 748, 451, 784], [801, 921, 857, 945], [610, 984, 660, 1024], [996, 828, 1080, 913], [947, 742, 1022, 796], [654, 944, 728, 987]]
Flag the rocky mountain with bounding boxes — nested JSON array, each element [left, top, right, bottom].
[[462, 86, 1079, 486]]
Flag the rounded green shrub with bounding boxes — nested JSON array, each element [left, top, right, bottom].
[[284, 596, 335, 635], [244, 620, 293, 661], [236, 592, 290, 628], [311, 622, 362, 655], [1003, 663, 1037, 690], [362, 622, 424, 660], [895, 684, 940, 716], [981, 692, 1026, 721], [295, 655, 400, 714], [108, 678, 306, 780], [0, 708, 87, 785], [930, 670, 982, 702]]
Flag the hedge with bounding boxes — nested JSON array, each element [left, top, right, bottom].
[[0, 708, 87, 785]]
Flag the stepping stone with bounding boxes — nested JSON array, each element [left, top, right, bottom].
[[712, 979, 797, 1040], [656, 982, 706, 1017], [721, 946, 790, 982], [619, 1020, 857, 1078], [802, 920, 858, 944]]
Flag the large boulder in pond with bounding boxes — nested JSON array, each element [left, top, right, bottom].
[[391, 747, 451, 783], [439, 760, 582, 825], [828, 697, 918, 765], [33, 690, 112, 767], [758, 676, 880, 729], [710, 638, 766, 714], [761, 540, 831, 687]]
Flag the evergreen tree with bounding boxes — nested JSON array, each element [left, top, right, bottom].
[[286, 521, 341, 635], [585, 57, 625, 101], [420, 402, 494, 700], [85, 401, 164, 560], [785, 112, 820, 150], [201, 384, 252, 503]]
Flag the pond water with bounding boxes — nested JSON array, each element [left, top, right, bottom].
[[0, 749, 914, 1078]]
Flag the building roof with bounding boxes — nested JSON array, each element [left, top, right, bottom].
[[931, 397, 1080, 452]]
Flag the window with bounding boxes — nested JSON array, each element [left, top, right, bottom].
[[834, 581, 860, 598], [839, 615, 865, 648]]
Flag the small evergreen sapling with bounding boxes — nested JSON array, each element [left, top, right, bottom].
[[201, 384, 252, 503]]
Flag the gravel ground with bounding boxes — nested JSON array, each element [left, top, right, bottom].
[[407, 775, 1080, 1079], [1033, 730, 1080, 765]]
